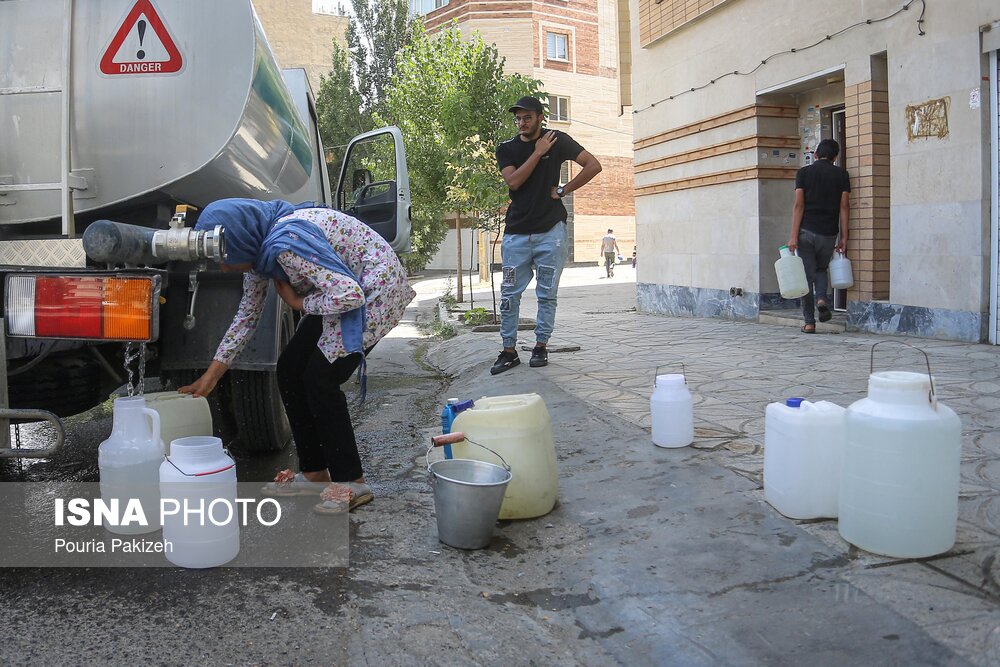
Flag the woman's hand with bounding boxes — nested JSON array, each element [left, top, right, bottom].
[[178, 360, 228, 398], [274, 279, 305, 311]]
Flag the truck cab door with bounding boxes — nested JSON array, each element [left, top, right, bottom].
[[335, 126, 411, 253]]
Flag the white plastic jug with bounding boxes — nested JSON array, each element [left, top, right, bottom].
[[450, 393, 557, 519], [650, 373, 693, 448], [764, 398, 845, 519], [839, 371, 961, 558], [829, 251, 854, 289], [98, 396, 164, 535], [159, 436, 239, 568], [774, 245, 809, 299], [143, 391, 213, 455]]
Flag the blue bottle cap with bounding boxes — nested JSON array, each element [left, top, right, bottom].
[[786, 397, 804, 408]]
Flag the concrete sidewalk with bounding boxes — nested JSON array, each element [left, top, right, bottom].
[[417, 265, 999, 665]]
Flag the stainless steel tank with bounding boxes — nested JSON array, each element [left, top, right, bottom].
[[0, 0, 316, 225]]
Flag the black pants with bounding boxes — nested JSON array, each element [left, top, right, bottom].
[[276, 316, 365, 482], [797, 228, 837, 325]]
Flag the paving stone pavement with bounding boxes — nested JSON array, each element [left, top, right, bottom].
[[421, 265, 1000, 664]]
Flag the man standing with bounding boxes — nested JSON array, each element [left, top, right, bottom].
[[490, 96, 602, 374], [600, 229, 620, 278], [788, 139, 850, 334]]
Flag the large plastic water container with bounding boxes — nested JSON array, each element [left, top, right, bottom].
[[159, 436, 239, 568], [650, 373, 694, 448], [829, 252, 854, 289], [764, 398, 845, 519], [839, 371, 962, 558], [775, 245, 809, 299], [143, 391, 213, 456], [98, 396, 163, 535], [450, 393, 557, 519]]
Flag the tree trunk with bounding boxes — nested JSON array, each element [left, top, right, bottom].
[[455, 216, 463, 302]]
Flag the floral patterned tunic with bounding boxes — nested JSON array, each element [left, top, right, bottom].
[[214, 208, 416, 366]]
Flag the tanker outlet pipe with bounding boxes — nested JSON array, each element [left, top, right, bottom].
[[83, 220, 225, 265]]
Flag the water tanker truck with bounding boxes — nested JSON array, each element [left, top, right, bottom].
[[0, 0, 410, 458]]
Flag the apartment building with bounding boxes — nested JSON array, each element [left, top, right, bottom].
[[418, 0, 636, 265], [254, 0, 349, 94], [631, 0, 1000, 343]]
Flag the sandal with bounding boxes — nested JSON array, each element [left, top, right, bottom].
[[313, 482, 374, 515], [817, 303, 832, 323], [801, 325, 816, 334], [260, 469, 329, 497]]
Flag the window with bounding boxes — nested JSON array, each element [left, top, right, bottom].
[[546, 32, 568, 61], [409, 0, 448, 17], [549, 95, 570, 122]]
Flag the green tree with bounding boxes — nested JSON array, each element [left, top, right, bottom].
[[384, 22, 540, 273], [316, 0, 414, 181]]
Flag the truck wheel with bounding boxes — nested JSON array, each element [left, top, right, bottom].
[[228, 370, 292, 453], [8, 355, 103, 418]]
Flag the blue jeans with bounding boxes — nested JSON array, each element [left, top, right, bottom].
[[500, 223, 567, 349]]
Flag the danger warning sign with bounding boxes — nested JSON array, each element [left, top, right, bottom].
[[99, 0, 182, 76]]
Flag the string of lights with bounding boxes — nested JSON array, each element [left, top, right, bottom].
[[633, 0, 926, 114]]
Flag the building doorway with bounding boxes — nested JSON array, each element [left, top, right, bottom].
[[830, 106, 848, 312]]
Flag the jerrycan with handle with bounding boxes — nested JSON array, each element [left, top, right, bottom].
[[839, 343, 962, 558], [828, 251, 854, 289], [774, 245, 809, 299], [450, 393, 557, 519], [98, 395, 164, 535], [143, 391, 213, 456], [764, 397, 845, 519]]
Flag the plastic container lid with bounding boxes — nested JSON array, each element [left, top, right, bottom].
[[655, 373, 686, 388], [786, 397, 804, 407]]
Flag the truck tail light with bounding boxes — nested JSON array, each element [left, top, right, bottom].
[[5, 274, 160, 342]]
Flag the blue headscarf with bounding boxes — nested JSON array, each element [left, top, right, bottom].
[[196, 198, 368, 398]]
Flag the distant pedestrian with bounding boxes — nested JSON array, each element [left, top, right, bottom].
[[490, 95, 602, 375], [600, 229, 620, 278], [631, 245, 637, 269], [788, 139, 850, 333]]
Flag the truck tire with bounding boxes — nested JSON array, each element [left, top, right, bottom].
[[228, 370, 292, 453], [8, 355, 104, 418]]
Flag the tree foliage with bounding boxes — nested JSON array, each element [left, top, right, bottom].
[[383, 22, 540, 272]]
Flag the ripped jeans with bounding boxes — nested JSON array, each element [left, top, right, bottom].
[[500, 223, 567, 349]]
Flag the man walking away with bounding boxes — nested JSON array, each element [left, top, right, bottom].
[[491, 95, 602, 374], [788, 139, 850, 334], [600, 229, 620, 278]]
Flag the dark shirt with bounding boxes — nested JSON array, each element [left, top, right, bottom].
[[794, 159, 851, 237], [496, 130, 585, 235]]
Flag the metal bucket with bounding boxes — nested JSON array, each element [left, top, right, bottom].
[[428, 439, 512, 550]]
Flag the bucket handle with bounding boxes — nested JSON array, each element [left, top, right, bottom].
[[654, 363, 686, 386], [427, 432, 511, 472], [164, 448, 236, 477], [869, 341, 936, 406]]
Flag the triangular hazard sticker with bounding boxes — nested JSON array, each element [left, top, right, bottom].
[[99, 0, 182, 76]]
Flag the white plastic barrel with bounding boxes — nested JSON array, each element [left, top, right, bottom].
[[775, 245, 809, 299], [650, 374, 694, 448], [839, 371, 962, 558], [764, 398, 845, 519], [159, 436, 239, 568], [829, 252, 854, 289], [450, 393, 557, 519], [143, 392, 213, 456]]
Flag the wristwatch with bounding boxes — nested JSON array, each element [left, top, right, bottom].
[[556, 186, 565, 198]]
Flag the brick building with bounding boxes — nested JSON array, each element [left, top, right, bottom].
[[417, 0, 635, 265], [631, 0, 1000, 343]]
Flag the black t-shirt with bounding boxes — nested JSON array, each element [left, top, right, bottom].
[[496, 130, 585, 235], [794, 159, 851, 237]]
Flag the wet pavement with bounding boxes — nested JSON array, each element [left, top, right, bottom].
[[0, 264, 997, 665]]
